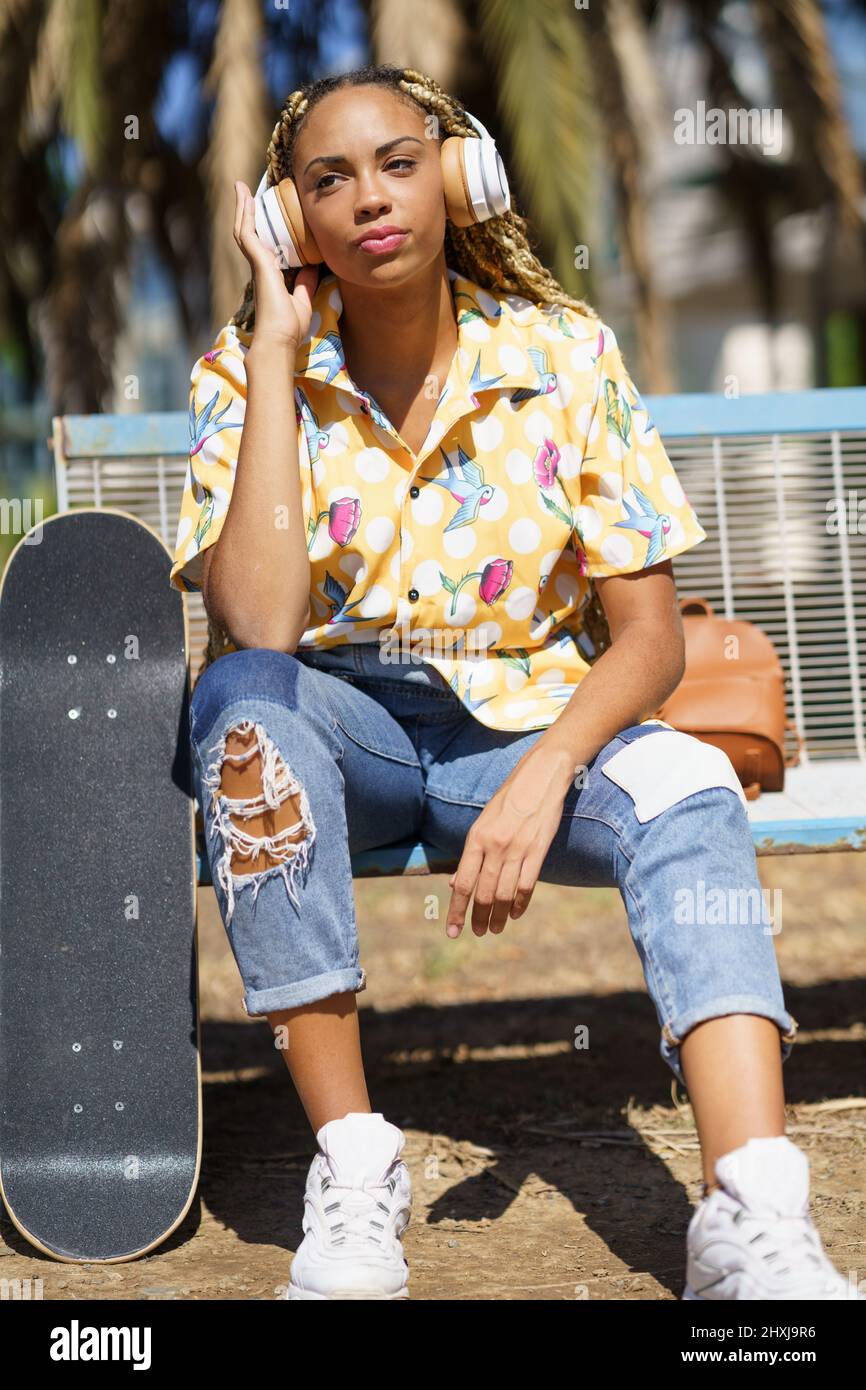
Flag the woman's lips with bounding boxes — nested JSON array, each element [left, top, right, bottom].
[[357, 230, 409, 255]]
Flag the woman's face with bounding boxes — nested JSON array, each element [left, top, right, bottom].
[[291, 85, 447, 287]]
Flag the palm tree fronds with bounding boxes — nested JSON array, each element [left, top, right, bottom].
[[752, 0, 864, 234], [480, 0, 600, 304], [205, 0, 272, 327]]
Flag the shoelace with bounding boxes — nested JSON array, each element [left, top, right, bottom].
[[730, 1205, 842, 1287], [319, 1167, 402, 1247]]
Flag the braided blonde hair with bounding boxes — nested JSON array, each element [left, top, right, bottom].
[[230, 62, 600, 332]]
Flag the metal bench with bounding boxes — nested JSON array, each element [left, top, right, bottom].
[[51, 386, 866, 880]]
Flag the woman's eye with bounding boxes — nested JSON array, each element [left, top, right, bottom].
[[315, 158, 416, 190]]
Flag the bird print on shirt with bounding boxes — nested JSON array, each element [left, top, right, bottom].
[[510, 347, 558, 404], [448, 669, 496, 711], [189, 388, 241, 547], [467, 351, 506, 408], [295, 389, 331, 464], [454, 291, 502, 326], [190, 389, 239, 458], [358, 390, 393, 432], [308, 331, 345, 384], [615, 485, 672, 567], [321, 571, 371, 624], [421, 445, 496, 532]]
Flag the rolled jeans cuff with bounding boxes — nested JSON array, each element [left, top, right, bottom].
[[241, 965, 367, 1017], [660, 994, 799, 1087]]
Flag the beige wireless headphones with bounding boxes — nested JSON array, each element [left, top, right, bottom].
[[253, 110, 510, 269]]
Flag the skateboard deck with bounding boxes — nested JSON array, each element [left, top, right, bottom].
[[0, 508, 201, 1262]]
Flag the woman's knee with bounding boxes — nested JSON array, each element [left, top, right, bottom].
[[217, 722, 313, 877], [190, 650, 332, 911], [191, 646, 299, 726], [198, 712, 318, 925], [601, 728, 749, 827], [189, 647, 337, 756]]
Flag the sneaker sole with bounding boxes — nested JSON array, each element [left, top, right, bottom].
[[286, 1283, 409, 1300], [682, 1277, 859, 1301]]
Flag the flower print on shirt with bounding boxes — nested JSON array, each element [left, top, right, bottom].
[[307, 497, 361, 552], [440, 557, 513, 619], [193, 495, 215, 549], [605, 375, 633, 448], [454, 289, 501, 325], [559, 322, 706, 581], [498, 648, 532, 677], [532, 437, 574, 530]]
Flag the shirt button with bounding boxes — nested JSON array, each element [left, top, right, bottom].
[[408, 588, 419, 602], [409, 485, 420, 498]]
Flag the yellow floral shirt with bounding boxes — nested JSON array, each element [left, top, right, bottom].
[[170, 267, 707, 732]]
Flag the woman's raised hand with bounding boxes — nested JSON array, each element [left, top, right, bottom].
[[233, 181, 318, 351]]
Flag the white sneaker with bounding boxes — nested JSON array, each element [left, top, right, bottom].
[[684, 1134, 863, 1300], [285, 1111, 412, 1300]]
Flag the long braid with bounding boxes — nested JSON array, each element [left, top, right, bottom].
[[229, 63, 600, 333]]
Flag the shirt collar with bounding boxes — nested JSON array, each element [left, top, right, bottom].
[[292, 267, 543, 403]]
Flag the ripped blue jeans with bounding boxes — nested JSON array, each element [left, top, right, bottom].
[[189, 642, 799, 1086]]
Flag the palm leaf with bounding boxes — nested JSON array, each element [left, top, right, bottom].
[[481, 0, 600, 302], [751, 0, 863, 232], [204, 0, 272, 328]]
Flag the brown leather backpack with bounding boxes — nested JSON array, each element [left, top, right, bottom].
[[653, 596, 804, 801]]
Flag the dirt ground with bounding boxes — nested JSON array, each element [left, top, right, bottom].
[[2, 851, 864, 1301]]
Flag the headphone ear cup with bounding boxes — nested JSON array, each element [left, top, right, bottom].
[[440, 128, 510, 227], [440, 135, 478, 228], [255, 176, 323, 266]]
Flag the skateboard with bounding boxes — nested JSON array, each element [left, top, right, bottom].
[[0, 508, 201, 1262]]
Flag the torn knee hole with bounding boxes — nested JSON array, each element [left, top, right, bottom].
[[217, 723, 310, 874], [201, 717, 316, 922]]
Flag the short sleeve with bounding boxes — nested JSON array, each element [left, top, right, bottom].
[[570, 323, 707, 578], [169, 325, 248, 594]]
